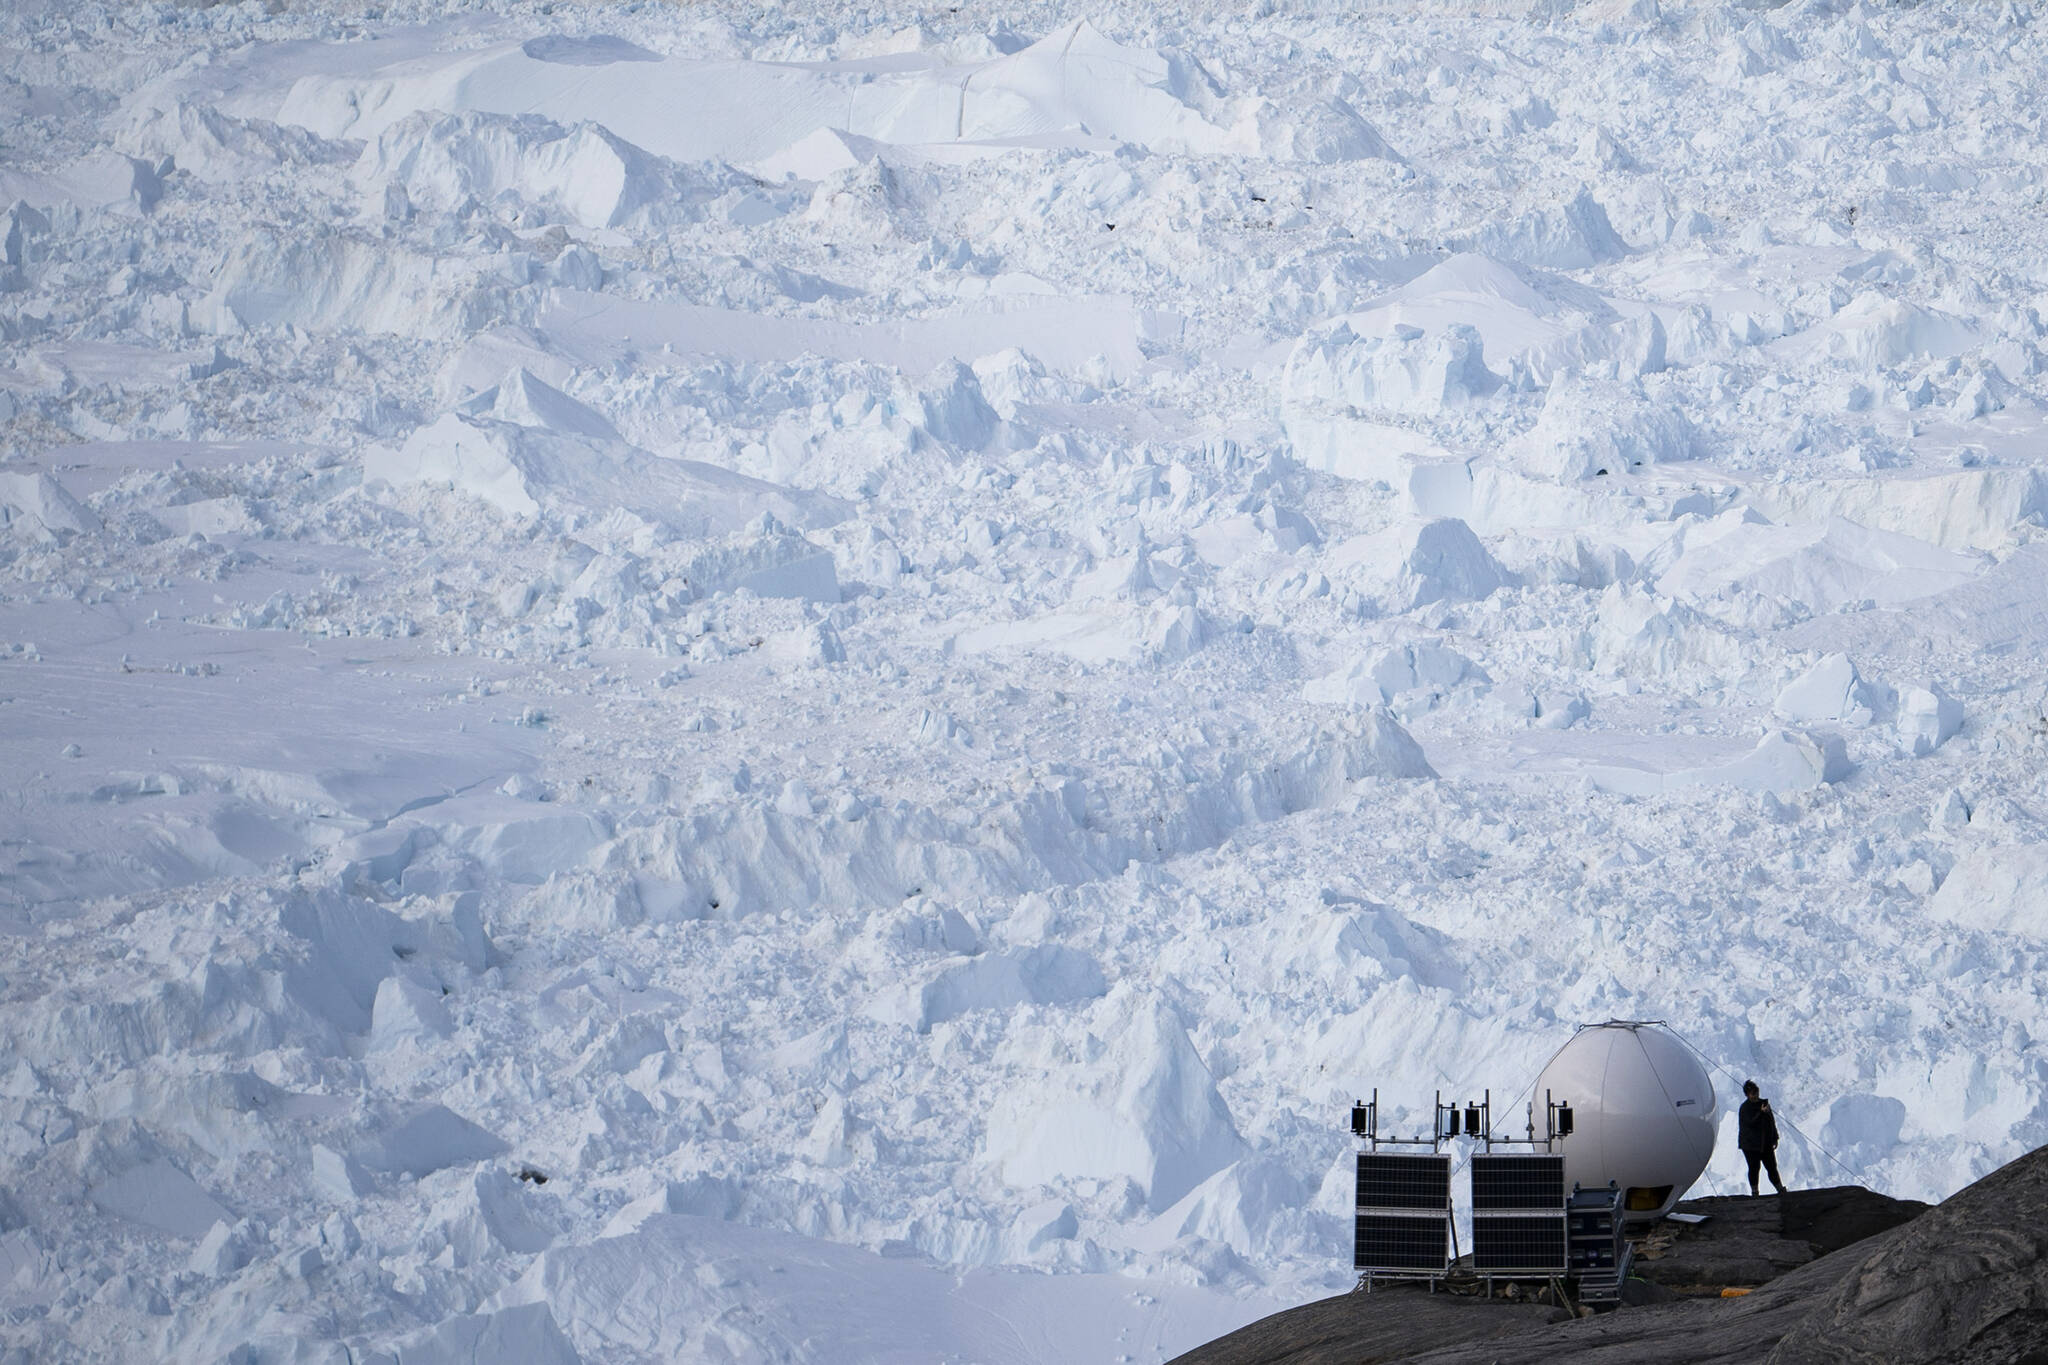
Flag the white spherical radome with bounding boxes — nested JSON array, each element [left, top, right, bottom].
[[1534, 1021, 1718, 1223]]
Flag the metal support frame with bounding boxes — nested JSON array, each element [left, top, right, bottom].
[[1350, 1089, 1453, 1290], [1347, 1085, 1589, 1296], [1471, 1150, 1569, 1285]]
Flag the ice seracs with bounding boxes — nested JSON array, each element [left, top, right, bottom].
[[352, 111, 738, 231], [1897, 684, 1964, 756], [1326, 518, 1509, 611], [1513, 380, 1695, 483], [1774, 653, 1877, 727], [1283, 316, 1498, 422], [8, 0, 2048, 1358], [1304, 641, 1487, 714], [0, 470, 100, 537]]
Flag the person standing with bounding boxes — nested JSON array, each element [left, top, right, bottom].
[[1738, 1079, 1788, 1196]]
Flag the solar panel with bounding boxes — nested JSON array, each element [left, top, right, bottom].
[[1354, 1213, 1449, 1272], [1355, 1153, 1451, 1211], [1470, 1214, 1567, 1273], [1353, 1151, 1450, 1275], [1470, 1153, 1566, 1210]]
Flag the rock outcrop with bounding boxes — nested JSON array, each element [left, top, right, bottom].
[[1173, 1148, 2048, 1365]]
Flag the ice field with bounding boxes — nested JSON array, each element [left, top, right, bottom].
[[3, 0, 2048, 1359]]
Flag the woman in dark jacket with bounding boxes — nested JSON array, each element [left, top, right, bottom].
[[1738, 1079, 1788, 1196]]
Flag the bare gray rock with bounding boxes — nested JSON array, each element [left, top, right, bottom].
[[1169, 1171, 1973, 1365], [1163, 1287, 1567, 1365], [1631, 1186, 1927, 1293], [1768, 1145, 2048, 1364]]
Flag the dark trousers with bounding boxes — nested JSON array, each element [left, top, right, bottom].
[[1744, 1147, 1785, 1194]]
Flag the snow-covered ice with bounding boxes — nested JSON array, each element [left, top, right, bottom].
[[5, 0, 2048, 1360]]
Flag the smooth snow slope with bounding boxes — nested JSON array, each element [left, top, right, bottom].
[[3, 0, 2048, 1360]]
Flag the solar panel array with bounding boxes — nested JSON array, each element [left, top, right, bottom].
[[1353, 1153, 1450, 1275], [1469, 1152, 1568, 1274]]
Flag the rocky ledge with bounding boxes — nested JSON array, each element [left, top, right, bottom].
[[1171, 1143, 2047, 1365]]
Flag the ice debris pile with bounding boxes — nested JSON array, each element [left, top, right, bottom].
[[3, 0, 2048, 1361]]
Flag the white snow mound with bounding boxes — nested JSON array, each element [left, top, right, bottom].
[[1327, 518, 1510, 610], [277, 19, 1269, 164], [1823, 293, 1978, 370], [353, 111, 742, 229], [1927, 842, 2048, 937], [1656, 514, 1983, 614], [985, 991, 1246, 1213], [367, 409, 845, 548]]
